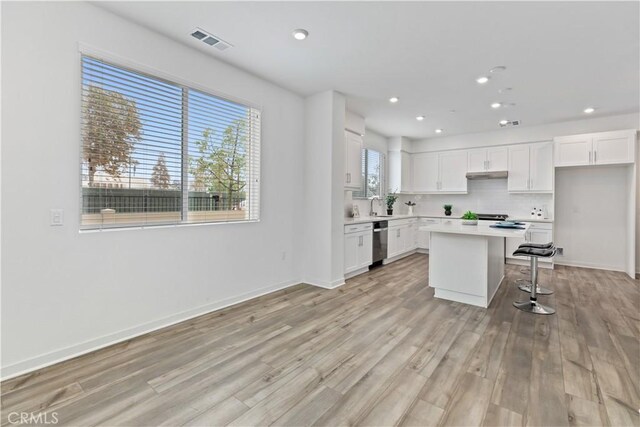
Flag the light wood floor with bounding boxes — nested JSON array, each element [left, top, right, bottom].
[[2, 254, 639, 426]]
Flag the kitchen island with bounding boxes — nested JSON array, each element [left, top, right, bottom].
[[419, 221, 530, 308]]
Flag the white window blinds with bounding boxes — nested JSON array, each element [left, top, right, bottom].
[[80, 55, 260, 229], [353, 148, 385, 199]]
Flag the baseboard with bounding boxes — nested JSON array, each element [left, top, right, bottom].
[[344, 267, 369, 280], [554, 260, 626, 273], [304, 277, 345, 289], [383, 249, 419, 265], [506, 258, 554, 270], [0, 279, 301, 381]]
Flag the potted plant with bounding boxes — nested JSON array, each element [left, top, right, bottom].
[[461, 210, 478, 225], [443, 204, 453, 216], [405, 201, 416, 216], [385, 191, 398, 215]]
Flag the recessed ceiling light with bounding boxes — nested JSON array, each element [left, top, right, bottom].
[[435, 129, 443, 134], [292, 29, 309, 40], [499, 119, 509, 126], [476, 76, 490, 84], [416, 115, 425, 121], [490, 66, 507, 73], [583, 107, 596, 114], [491, 102, 502, 109], [389, 97, 399, 103]]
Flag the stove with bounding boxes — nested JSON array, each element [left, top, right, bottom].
[[475, 213, 509, 221]]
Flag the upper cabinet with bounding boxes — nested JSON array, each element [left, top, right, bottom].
[[508, 142, 553, 192], [413, 150, 467, 193], [344, 131, 363, 189], [554, 129, 637, 167], [468, 147, 508, 172]]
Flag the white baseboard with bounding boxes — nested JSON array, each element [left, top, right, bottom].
[[554, 260, 626, 273], [0, 279, 301, 381], [506, 258, 554, 269], [304, 277, 345, 289], [383, 249, 419, 265], [344, 267, 369, 280]]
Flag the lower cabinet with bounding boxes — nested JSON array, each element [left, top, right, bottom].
[[344, 223, 373, 275], [387, 218, 417, 259], [505, 222, 553, 265], [417, 217, 441, 249]]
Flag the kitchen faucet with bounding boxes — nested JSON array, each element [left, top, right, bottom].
[[369, 196, 380, 216]]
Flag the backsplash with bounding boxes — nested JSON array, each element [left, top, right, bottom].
[[397, 179, 554, 219]]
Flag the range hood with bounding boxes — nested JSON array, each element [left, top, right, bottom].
[[465, 170, 509, 180]]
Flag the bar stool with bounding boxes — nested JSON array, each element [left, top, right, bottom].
[[515, 242, 555, 295], [512, 246, 557, 315]]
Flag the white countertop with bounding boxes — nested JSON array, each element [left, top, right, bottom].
[[345, 214, 552, 225], [419, 221, 530, 238]]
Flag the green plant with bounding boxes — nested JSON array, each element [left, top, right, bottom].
[[443, 204, 453, 211], [462, 210, 478, 220], [385, 191, 398, 209]]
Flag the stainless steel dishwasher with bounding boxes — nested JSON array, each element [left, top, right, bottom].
[[372, 220, 388, 266]]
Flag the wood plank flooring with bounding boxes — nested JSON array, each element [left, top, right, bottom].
[[2, 254, 639, 426]]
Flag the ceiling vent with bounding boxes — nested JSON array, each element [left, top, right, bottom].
[[499, 120, 521, 128], [191, 28, 232, 51]]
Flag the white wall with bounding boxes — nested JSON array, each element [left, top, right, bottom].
[[555, 165, 630, 271], [303, 91, 346, 288], [1, 2, 305, 378], [397, 180, 554, 219]]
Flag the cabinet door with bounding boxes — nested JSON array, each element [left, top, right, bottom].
[[593, 132, 635, 165], [487, 147, 508, 171], [401, 151, 413, 193], [439, 151, 468, 192], [344, 233, 359, 274], [529, 143, 554, 192], [412, 152, 439, 192], [387, 227, 400, 258], [508, 145, 530, 192], [505, 236, 527, 260], [528, 228, 553, 263], [358, 232, 373, 268], [554, 135, 592, 167], [345, 132, 363, 189], [467, 149, 488, 172]]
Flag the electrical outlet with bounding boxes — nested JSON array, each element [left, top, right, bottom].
[[556, 247, 564, 256], [50, 209, 64, 226]]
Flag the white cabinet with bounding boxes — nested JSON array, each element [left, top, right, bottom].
[[387, 219, 416, 259], [401, 152, 413, 193], [505, 222, 553, 265], [344, 223, 373, 275], [468, 147, 508, 172], [413, 151, 467, 193], [508, 142, 553, 192], [345, 131, 363, 189], [418, 217, 440, 250], [554, 129, 636, 167]]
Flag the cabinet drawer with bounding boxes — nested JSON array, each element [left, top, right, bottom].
[[344, 223, 373, 234], [420, 218, 441, 225], [389, 218, 412, 228]]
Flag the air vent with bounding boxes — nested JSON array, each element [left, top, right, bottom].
[[499, 120, 521, 128], [191, 28, 233, 51]]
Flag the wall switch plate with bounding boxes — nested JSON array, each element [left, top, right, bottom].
[[50, 209, 64, 226]]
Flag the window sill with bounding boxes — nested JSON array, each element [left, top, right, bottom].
[[79, 219, 260, 234]]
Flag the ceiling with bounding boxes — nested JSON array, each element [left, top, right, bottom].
[[96, 1, 639, 139]]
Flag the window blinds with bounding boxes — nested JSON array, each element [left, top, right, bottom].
[[353, 148, 385, 199], [80, 55, 260, 229]]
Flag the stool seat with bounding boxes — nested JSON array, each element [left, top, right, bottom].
[[512, 246, 555, 258], [518, 242, 554, 250]]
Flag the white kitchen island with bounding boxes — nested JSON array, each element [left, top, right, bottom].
[[419, 221, 530, 308]]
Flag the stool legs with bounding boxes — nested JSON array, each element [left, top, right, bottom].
[[513, 257, 555, 315], [516, 253, 553, 295]]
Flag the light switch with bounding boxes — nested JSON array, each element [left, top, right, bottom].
[[50, 209, 64, 226]]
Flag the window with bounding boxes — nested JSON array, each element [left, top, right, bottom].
[[80, 55, 260, 229], [353, 148, 385, 199]]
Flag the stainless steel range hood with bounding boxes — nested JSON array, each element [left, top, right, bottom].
[[465, 171, 509, 180]]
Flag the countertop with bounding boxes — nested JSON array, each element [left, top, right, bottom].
[[419, 221, 530, 238], [344, 214, 553, 225]]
